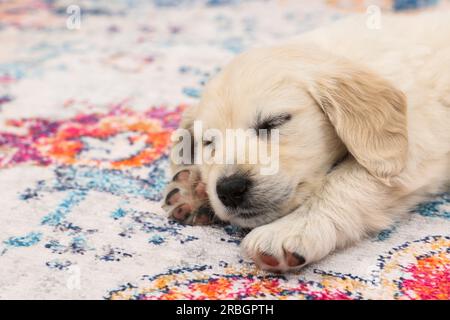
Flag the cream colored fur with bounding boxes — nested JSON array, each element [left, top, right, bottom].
[[176, 12, 450, 271]]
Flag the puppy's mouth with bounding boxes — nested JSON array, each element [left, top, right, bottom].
[[209, 185, 294, 228], [220, 206, 286, 228], [229, 209, 263, 219]]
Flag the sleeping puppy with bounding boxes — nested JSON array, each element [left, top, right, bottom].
[[162, 12, 450, 272]]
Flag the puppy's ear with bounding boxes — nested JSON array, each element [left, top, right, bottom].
[[179, 105, 198, 131], [309, 63, 408, 185]]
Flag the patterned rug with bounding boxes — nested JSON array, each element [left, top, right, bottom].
[[1, 0, 449, 300]]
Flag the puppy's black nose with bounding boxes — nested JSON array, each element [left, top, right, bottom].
[[216, 175, 251, 208]]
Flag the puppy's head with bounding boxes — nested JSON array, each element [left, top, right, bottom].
[[177, 44, 408, 228]]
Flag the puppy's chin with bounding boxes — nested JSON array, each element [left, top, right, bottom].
[[227, 210, 289, 229], [207, 189, 294, 229], [210, 202, 289, 229]]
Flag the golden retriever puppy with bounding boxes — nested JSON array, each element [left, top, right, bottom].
[[162, 12, 450, 272]]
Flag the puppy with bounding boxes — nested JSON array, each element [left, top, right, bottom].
[[162, 12, 450, 272]]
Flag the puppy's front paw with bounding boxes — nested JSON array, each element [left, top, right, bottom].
[[241, 215, 336, 273], [162, 167, 217, 225]]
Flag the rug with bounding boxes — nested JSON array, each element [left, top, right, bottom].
[[0, 0, 449, 300]]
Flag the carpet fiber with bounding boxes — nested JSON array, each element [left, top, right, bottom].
[[0, 0, 449, 300]]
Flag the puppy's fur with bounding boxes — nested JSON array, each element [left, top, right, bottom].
[[170, 12, 450, 272]]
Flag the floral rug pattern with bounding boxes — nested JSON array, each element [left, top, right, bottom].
[[0, 0, 449, 299]]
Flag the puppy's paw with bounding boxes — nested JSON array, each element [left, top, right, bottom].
[[241, 215, 335, 273], [162, 167, 217, 225], [241, 225, 307, 273]]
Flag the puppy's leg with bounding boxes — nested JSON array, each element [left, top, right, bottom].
[[241, 160, 400, 272], [162, 166, 219, 225]]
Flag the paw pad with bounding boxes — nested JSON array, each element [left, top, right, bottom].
[[285, 250, 306, 267], [260, 253, 280, 267], [256, 249, 306, 272], [162, 167, 217, 226]]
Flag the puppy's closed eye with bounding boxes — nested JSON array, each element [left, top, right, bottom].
[[255, 113, 292, 133]]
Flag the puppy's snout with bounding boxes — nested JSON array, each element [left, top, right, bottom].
[[216, 175, 251, 208]]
